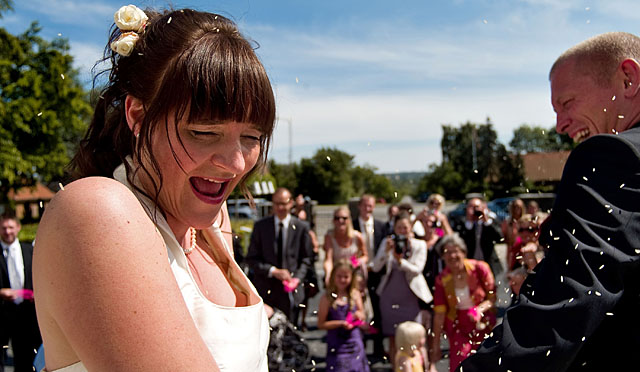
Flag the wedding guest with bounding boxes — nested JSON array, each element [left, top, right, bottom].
[[394, 321, 427, 372], [291, 194, 319, 331], [323, 206, 368, 287], [421, 193, 453, 237], [352, 194, 387, 355], [501, 198, 525, 251], [506, 214, 545, 272], [384, 204, 399, 237], [452, 197, 503, 276], [431, 234, 496, 372], [373, 212, 433, 368], [33, 5, 274, 371], [317, 260, 370, 372], [1, 213, 41, 372]]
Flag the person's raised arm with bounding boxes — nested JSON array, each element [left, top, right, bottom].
[[34, 178, 219, 372], [354, 231, 368, 265], [323, 233, 334, 286]]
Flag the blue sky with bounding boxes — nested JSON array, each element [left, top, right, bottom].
[[3, 0, 640, 173]]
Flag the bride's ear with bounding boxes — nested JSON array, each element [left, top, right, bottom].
[[125, 95, 144, 136]]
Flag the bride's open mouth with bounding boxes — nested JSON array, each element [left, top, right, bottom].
[[189, 176, 229, 204]]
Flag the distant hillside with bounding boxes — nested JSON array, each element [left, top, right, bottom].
[[381, 172, 426, 183]]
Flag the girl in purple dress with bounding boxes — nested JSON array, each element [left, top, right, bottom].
[[317, 260, 370, 372]]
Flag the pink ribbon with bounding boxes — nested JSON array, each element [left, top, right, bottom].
[[15, 289, 34, 300], [345, 311, 364, 327], [350, 255, 360, 268], [283, 277, 300, 293], [467, 306, 482, 322]]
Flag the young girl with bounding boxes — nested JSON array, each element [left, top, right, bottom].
[[317, 260, 370, 372], [394, 321, 427, 372]]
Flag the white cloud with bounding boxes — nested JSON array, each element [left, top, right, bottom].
[[20, 0, 112, 26], [269, 83, 555, 172]]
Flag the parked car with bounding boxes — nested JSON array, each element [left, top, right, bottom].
[[227, 198, 266, 220]]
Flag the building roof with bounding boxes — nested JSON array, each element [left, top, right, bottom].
[[7, 182, 56, 202], [522, 151, 571, 182]]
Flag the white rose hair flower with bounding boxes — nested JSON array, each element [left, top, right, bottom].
[[110, 5, 147, 57], [110, 32, 139, 57], [114, 4, 148, 33]]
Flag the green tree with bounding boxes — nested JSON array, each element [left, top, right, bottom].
[[351, 165, 395, 202], [0, 0, 13, 17], [267, 160, 299, 193], [0, 22, 92, 202], [296, 147, 354, 204], [509, 124, 574, 154], [418, 118, 525, 199]]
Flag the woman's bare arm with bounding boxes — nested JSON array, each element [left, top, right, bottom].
[[34, 177, 219, 372]]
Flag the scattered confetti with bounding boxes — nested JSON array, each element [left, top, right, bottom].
[[37, 112, 42, 116], [582, 336, 586, 342], [566, 259, 570, 265], [473, 169, 478, 174], [560, 276, 564, 283], [598, 265, 604, 270], [167, 16, 172, 23], [595, 291, 602, 296], [39, 201, 43, 208], [483, 19, 488, 24], [582, 176, 588, 181], [295, 77, 299, 83], [61, 74, 65, 80], [603, 108, 607, 112], [620, 183, 626, 188], [546, 350, 551, 357], [569, 298, 575, 303], [606, 312, 614, 316], [618, 115, 625, 119], [58, 183, 65, 191], [326, 156, 331, 161], [611, 95, 616, 101], [394, 191, 398, 198], [58, 32, 62, 36]]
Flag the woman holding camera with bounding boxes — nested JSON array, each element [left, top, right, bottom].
[[372, 212, 433, 368]]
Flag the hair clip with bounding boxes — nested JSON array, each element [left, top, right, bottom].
[[110, 5, 148, 57]]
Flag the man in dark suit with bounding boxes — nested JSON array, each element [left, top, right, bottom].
[[452, 197, 503, 276], [247, 187, 312, 322], [460, 32, 640, 371], [1, 213, 41, 372], [352, 194, 387, 355]]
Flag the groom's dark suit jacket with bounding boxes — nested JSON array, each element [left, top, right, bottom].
[[246, 215, 312, 320], [460, 125, 640, 371]]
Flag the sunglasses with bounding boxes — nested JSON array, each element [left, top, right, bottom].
[[334, 216, 349, 222]]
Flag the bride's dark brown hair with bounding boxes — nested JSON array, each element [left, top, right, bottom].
[[70, 8, 275, 209]]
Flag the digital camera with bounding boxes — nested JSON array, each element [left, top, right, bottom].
[[393, 234, 408, 255]]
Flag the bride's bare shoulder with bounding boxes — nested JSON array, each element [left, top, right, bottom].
[[37, 176, 156, 247]]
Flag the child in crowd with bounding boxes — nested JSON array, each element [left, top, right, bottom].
[[394, 321, 427, 372], [317, 260, 370, 372]]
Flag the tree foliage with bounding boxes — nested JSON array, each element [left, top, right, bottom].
[[0, 21, 92, 201], [417, 119, 524, 200], [268, 147, 396, 204], [509, 124, 574, 154]]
